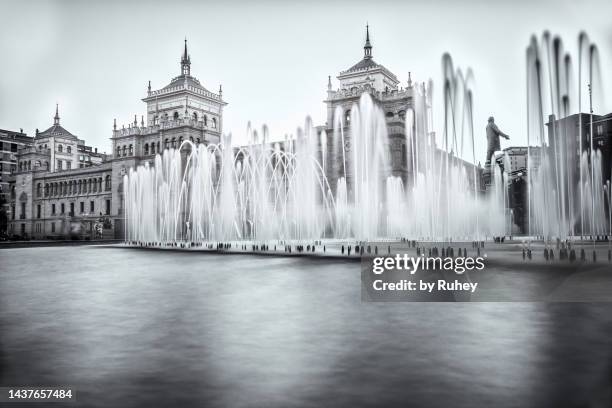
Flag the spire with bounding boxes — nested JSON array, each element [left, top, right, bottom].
[[407, 71, 413, 88], [113, 118, 117, 131], [219, 84, 223, 99], [181, 37, 191, 76], [327, 75, 332, 90], [364, 24, 372, 59], [53, 103, 60, 125], [147, 80, 151, 95]]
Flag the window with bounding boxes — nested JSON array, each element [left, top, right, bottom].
[[151, 143, 155, 155], [105, 199, 111, 215], [129, 144, 133, 155], [386, 111, 394, 118], [80, 201, 84, 213], [345, 111, 351, 125], [165, 139, 169, 149], [57, 160, 62, 170], [171, 138, 176, 148], [173, 111, 179, 120], [193, 112, 198, 121], [203, 115, 208, 126], [37, 204, 41, 219], [58, 144, 63, 153], [117, 146, 121, 157], [67, 146, 72, 154], [37, 183, 42, 197], [20, 202, 25, 219], [597, 125, 603, 135], [90, 201, 94, 213], [105, 175, 111, 191], [153, 115, 158, 125], [67, 161, 71, 170], [61, 203, 65, 214], [52, 204, 56, 215], [144, 144, 149, 155], [70, 202, 74, 216], [212, 118, 217, 129], [51, 222, 55, 233], [122, 146, 127, 156]]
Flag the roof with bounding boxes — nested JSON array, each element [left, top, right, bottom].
[[37, 124, 76, 139], [163, 74, 210, 93], [345, 57, 380, 73]]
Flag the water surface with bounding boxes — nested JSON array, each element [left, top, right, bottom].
[[1, 246, 611, 407]]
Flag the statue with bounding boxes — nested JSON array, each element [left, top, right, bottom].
[[485, 116, 510, 165]]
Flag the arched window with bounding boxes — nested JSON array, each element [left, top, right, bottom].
[[178, 137, 183, 146], [35, 160, 41, 168], [212, 118, 217, 129], [173, 111, 179, 120], [189, 136, 194, 142], [78, 180, 82, 194], [193, 112, 198, 121], [153, 115, 159, 125], [129, 144, 133, 155], [196, 138, 200, 145], [45, 161, 49, 170], [98, 178, 102, 192], [122, 145, 127, 156], [171, 138, 176, 148], [44, 184, 49, 197], [58, 144, 63, 153], [28, 161, 31, 170], [150, 143, 155, 155], [164, 139, 169, 149], [117, 146, 121, 157], [144, 144, 149, 155], [398, 110, 406, 120], [157, 142, 160, 152], [203, 115, 208, 126], [37, 183, 42, 197], [67, 146, 72, 154], [105, 175, 111, 191]]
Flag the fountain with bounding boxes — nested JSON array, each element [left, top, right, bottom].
[[124, 44, 609, 246], [525, 31, 610, 239]]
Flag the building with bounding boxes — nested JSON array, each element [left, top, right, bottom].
[[110, 39, 227, 235], [6, 40, 225, 240], [1, 129, 33, 236], [320, 26, 481, 197], [7, 107, 114, 239], [547, 112, 612, 188]]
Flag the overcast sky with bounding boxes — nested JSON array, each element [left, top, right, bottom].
[[0, 0, 610, 162]]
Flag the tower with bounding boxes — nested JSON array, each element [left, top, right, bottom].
[[364, 24, 372, 59], [181, 38, 191, 76]]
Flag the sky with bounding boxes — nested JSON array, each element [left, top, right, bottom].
[[0, 0, 611, 163]]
